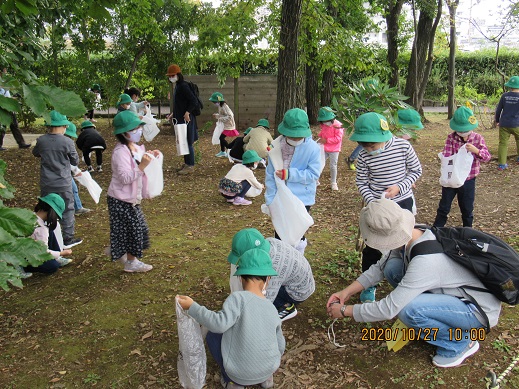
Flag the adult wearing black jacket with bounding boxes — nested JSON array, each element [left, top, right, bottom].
[[166, 64, 199, 175], [76, 120, 107, 172]]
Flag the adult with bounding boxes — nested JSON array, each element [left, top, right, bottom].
[[0, 68, 31, 150], [166, 64, 199, 175], [228, 228, 315, 322], [495, 75, 519, 171], [326, 198, 501, 368]]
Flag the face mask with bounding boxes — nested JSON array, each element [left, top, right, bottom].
[[286, 138, 304, 147], [214, 102, 220, 107], [322, 121, 333, 126], [253, 162, 259, 170], [367, 147, 384, 156], [125, 128, 142, 143], [169, 76, 178, 83], [456, 131, 471, 138]]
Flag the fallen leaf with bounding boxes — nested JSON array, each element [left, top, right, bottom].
[[141, 331, 153, 341]]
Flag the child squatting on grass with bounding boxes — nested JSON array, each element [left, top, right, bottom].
[[177, 248, 285, 389]]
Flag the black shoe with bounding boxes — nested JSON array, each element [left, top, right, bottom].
[[278, 303, 298, 322], [0, 147, 7, 151], [19, 143, 31, 149], [63, 237, 83, 249]]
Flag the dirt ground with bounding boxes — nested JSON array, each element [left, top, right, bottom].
[[1, 113, 519, 388]]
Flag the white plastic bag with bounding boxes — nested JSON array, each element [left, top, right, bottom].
[[74, 171, 102, 204], [211, 121, 225, 145], [176, 298, 206, 389], [319, 144, 326, 174], [174, 120, 190, 156], [268, 176, 314, 247], [438, 144, 474, 188], [143, 151, 164, 198], [142, 104, 160, 142]]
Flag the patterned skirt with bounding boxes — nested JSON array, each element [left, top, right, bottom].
[[218, 177, 242, 196], [107, 196, 150, 261]]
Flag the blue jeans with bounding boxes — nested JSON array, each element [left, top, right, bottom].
[[72, 179, 82, 211], [206, 332, 234, 384], [183, 115, 199, 167], [384, 258, 484, 357], [348, 144, 363, 161], [273, 285, 303, 310], [434, 177, 476, 227]]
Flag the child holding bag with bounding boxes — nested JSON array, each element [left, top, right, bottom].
[[433, 106, 490, 228], [210, 92, 238, 158], [107, 110, 160, 273], [219, 150, 264, 205], [317, 106, 344, 190]]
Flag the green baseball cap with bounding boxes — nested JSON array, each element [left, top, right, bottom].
[[227, 228, 271, 265], [317, 107, 336, 122], [233, 248, 278, 277], [45, 110, 71, 127], [209, 92, 225, 102], [113, 110, 146, 135], [450, 106, 478, 132], [242, 150, 262, 165], [38, 193, 65, 219], [350, 112, 392, 142], [504, 76, 519, 89], [116, 93, 132, 107], [278, 108, 311, 138], [80, 120, 96, 130], [257, 119, 270, 129], [397, 109, 423, 129], [65, 122, 78, 138]]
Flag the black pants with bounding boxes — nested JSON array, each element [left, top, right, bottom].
[[83, 148, 104, 166], [219, 133, 229, 152], [0, 113, 27, 147]]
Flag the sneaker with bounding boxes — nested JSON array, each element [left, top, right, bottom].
[[56, 257, 73, 267], [63, 237, 83, 249], [497, 164, 508, 171], [278, 303, 297, 322], [432, 341, 479, 368], [75, 208, 91, 215], [215, 151, 227, 158], [360, 286, 376, 303], [226, 198, 235, 203], [0, 147, 7, 151], [220, 376, 244, 389], [124, 259, 153, 273], [295, 238, 307, 254], [331, 183, 339, 191], [87, 166, 94, 172], [177, 165, 194, 175], [260, 376, 274, 388], [15, 265, 32, 279], [233, 196, 252, 206], [19, 143, 31, 149], [97, 165, 103, 172], [347, 158, 356, 171]]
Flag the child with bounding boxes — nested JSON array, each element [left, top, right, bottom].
[[33, 111, 82, 249], [177, 248, 285, 389], [243, 119, 273, 159], [84, 84, 101, 122], [210, 92, 238, 157], [64, 123, 90, 215], [76, 120, 107, 172], [317, 107, 344, 190], [494, 75, 519, 170], [116, 93, 132, 113], [433, 106, 491, 228], [219, 150, 264, 206], [265, 108, 321, 253], [350, 111, 422, 302], [23, 194, 74, 276], [107, 110, 160, 273], [227, 127, 251, 162], [124, 87, 148, 118]]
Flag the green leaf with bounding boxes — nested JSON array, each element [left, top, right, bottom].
[[0, 207, 36, 237], [38, 86, 87, 117], [22, 84, 47, 117], [0, 109, 13, 128], [13, 0, 38, 15], [0, 237, 53, 266], [0, 159, 16, 199], [0, 95, 21, 112], [0, 261, 23, 292]]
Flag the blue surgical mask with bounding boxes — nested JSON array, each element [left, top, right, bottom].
[[367, 147, 384, 156], [125, 128, 142, 143]]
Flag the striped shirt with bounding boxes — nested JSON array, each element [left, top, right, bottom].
[[442, 131, 491, 181], [356, 137, 422, 203]]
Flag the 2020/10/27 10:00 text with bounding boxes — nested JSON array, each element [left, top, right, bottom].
[[361, 327, 439, 342]]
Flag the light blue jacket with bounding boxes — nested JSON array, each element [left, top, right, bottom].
[[265, 136, 321, 206]]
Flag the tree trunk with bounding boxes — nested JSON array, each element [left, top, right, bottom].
[[385, 0, 405, 88], [447, 1, 459, 119], [125, 46, 146, 89], [305, 24, 319, 126], [275, 0, 303, 136], [321, 69, 335, 107]]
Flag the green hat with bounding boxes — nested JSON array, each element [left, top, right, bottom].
[[80, 120, 96, 130], [233, 248, 278, 277], [244, 127, 252, 135], [317, 107, 336, 122], [65, 122, 78, 138], [504, 76, 519, 89], [278, 108, 311, 138], [256, 119, 270, 129], [350, 112, 392, 142], [242, 150, 262, 165], [209, 92, 225, 102], [227, 228, 271, 265], [92, 84, 101, 91], [116, 93, 132, 107], [45, 110, 71, 127], [397, 109, 423, 129], [38, 193, 65, 219], [450, 106, 478, 132], [113, 110, 146, 135]]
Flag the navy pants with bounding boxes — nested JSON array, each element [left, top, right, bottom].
[[433, 177, 476, 228], [25, 230, 60, 274]]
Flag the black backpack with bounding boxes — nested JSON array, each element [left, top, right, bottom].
[[410, 226, 519, 331], [186, 81, 203, 116]]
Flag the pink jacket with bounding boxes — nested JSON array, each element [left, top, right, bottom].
[[318, 119, 344, 153], [108, 143, 149, 203]]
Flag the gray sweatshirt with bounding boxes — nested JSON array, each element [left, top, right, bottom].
[[32, 133, 79, 191], [354, 229, 502, 327], [189, 291, 285, 386]]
